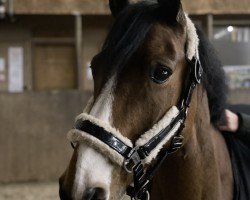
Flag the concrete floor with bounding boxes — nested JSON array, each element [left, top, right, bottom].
[[0, 182, 58, 200], [0, 182, 131, 200]]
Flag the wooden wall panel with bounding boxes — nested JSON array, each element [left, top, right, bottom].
[[14, 0, 110, 15], [0, 91, 92, 183], [14, 0, 250, 15], [34, 45, 77, 91], [82, 16, 113, 91], [183, 0, 250, 15]]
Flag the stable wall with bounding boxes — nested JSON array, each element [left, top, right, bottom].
[[0, 15, 112, 92], [13, 0, 250, 15], [0, 91, 91, 183], [0, 89, 249, 183]]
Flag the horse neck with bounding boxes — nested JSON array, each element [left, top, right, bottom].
[[150, 85, 233, 200]]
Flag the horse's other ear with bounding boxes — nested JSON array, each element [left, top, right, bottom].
[[109, 0, 129, 17], [157, 0, 185, 24]]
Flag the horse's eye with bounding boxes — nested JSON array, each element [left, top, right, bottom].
[[150, 64, 172, 84]]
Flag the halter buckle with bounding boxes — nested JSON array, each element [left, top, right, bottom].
[[194, 58, 203, 84], [124, 147, 142, 173], [169, 135, 184, 154], [187, 57, 203, 84]]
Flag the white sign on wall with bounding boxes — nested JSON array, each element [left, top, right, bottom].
[[8, 47, 24, 92]]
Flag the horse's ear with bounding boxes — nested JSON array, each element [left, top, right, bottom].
[[109, 0, 129, 17], [157, 0, 185, 24]]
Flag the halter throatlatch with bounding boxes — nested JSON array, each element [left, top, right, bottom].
[[67, 14, 203, 200]]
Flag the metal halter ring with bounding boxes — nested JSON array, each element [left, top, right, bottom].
[[169, 135, 184, 154], [133, 180, 150, 200], [194, 58, 203, 84], [124, 148, 142, 173], [132, 191, 150, 200], [143, 191, 150, 200]]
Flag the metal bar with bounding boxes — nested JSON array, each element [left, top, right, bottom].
[[75, 13, 84, 90], [206, 14, 214, 41]]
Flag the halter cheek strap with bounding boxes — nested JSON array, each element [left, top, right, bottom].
[[125, 57, 202, 200], [67, 109, 186, 200]]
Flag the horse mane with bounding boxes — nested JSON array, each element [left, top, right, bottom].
[[99, 2, 227, 127], [197, 28, 228, 126]]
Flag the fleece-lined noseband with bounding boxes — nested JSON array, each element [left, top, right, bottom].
[[67, 15, 203, 200]]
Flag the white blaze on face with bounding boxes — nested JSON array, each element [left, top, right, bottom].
[[73, 76, 116, 200]]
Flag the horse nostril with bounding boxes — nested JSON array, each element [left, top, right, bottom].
[[83, 187, 107, 200]]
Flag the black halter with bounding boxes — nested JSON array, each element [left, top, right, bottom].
[[72, 57, 202, 200]]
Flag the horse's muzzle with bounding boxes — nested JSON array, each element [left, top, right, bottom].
[[59, 178, 107, 200]]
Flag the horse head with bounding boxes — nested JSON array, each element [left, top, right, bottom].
[[59, 0, 229, 200]]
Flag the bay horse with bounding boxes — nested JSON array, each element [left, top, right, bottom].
[[59, 0, 233, 199]]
